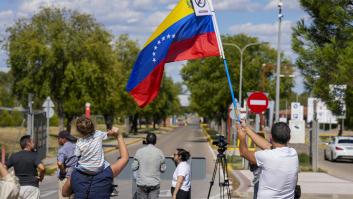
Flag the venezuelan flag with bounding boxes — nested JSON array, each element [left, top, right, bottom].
[[126, 0, 220, 107]]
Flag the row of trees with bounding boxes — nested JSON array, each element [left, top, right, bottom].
[[2, 8, 181, 132], [292, 0, 353, 128], [181, 34, 295, 124]]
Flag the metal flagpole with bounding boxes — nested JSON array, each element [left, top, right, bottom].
[[207, 0, 240, 123]]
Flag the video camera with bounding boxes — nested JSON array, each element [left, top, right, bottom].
[[212, 135, 227, 154]]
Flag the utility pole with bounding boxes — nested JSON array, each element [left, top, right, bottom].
[[275, 0, 283, 122], [224, 42, 268, 107], [311, 99, 318, 172], [27, 93, 33, 136]]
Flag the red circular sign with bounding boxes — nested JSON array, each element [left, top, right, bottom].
[[247, 92, 269, 113]]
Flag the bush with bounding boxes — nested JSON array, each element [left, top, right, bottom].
[[49, 114, 59, 126], [0, 110, 24, 127]]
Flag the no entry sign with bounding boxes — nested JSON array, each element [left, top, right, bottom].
[[247, 92, 269, 113]]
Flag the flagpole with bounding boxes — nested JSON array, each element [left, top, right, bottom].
[[207, 0, 240, 123]]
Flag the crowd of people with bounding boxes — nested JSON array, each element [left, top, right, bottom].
[[0, 116, 299, 199], [0, 116, 192, 199]]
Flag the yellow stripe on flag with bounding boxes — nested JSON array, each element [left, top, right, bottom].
[[143, 0, 194, 48]]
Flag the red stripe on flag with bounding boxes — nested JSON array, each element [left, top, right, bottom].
[[166, 32, 220, 62], [130, 61, 165, 108]]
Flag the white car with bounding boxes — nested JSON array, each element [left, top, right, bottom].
[[324, 136, 353, 161]]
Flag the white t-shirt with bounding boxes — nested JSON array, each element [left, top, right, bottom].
[[255, 147, 299, 199], [172, 161, 191, 191]]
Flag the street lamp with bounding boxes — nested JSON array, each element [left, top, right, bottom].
[[275, 0, 284, 122], [224, 41, 268, 107]]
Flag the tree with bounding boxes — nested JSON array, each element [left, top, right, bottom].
[[5, 7, 117, 131], [0, 72, 15, 107], [113, 35, 181, 132], [292, 0, 353, 129], [181, 34, 294, 123], [113, 34, 140, 133], [140, 76, 181, 129]]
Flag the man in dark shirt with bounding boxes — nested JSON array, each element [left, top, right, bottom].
[[6, 135, 45, 199]]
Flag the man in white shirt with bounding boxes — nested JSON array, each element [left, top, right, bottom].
[[238, 122, 299, 199]]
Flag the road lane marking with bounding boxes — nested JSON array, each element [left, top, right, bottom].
[[159, 189, 172, 197], [41, 190, 57, 197]]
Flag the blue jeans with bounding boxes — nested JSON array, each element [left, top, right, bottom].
[[134, 185, 160, 199]]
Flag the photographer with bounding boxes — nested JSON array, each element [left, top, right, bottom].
[[237, 122, 299, 199], [132, 132, 166, 199]]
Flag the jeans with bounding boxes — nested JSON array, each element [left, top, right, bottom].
[[134, 185, 160, 199]]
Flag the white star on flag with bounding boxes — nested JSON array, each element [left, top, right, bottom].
[[152, 52, 155, 56], [172, 34, 175, 38], [154, 46, 157, 50], [167, 34, 170, 39], [162, 37, 165, 41], [157, 40, 161, 44], [152, 58, 156, 62]]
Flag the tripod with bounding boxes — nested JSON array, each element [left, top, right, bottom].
[[207, 150, 231, 199]]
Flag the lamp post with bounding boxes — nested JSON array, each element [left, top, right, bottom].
[[224, 42, 268, 107], [275, 0, 284, 122]]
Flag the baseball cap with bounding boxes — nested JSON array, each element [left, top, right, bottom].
[[58, 130, 77, 142]]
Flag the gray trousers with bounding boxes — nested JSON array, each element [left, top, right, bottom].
[[134, 185, 160, 199]]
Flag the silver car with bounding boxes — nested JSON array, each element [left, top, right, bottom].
[[324, 136, 353, 161]]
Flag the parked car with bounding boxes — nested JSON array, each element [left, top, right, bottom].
[[324, 136, 353, 162]]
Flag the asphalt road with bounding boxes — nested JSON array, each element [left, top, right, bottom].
[[318, 148, 353, 181], [40, 124, 227, 199]]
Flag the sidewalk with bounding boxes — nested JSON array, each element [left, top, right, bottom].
[[232, 170, 353, 199]]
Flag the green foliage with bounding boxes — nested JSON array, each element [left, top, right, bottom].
[[0, 110, 23, 127], [49, 114, 59, 126], [5, 7, 118, 129], [113, 35, 181, 131], [0, 72, 15, 107], [292, 0, 353, 128], [182, 34, 294, 121]]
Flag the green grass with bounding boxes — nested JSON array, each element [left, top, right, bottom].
[[227, 154, 244, 170], [45, 167, 57, 175], [298, 153, 326, 172]]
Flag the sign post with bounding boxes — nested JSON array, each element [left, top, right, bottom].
[[247, 92, 269, 114], [42, 96, 54, 155], [247, 92, 269, 132]]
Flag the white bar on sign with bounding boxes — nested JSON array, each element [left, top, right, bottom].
[[250, 100, 266, 105]]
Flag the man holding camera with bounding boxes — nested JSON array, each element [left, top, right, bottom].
[[237, 122, 299, 199], [132, 132, 166, 199]]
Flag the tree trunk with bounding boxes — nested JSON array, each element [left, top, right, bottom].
[[103, 114, 114, 130], [65, 116, 73, 132], [57, 105, 65, 131], [163, 118, 167, 127], [131, 113, 138, 134], [125, 117, 131, 134]]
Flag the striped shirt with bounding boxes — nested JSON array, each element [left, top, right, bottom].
[[75, 130, 108, 174]]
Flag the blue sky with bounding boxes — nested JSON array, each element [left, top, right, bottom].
[[0, 0, 308, 98]]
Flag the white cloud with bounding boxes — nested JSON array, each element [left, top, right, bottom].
[[264, 0, 301, 10], [0, 10, 15, 33], [229, 20, 294, 58], [229, 20, 305, 93], [214, 0, 262, 11], [165, 61, 186, 83]]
